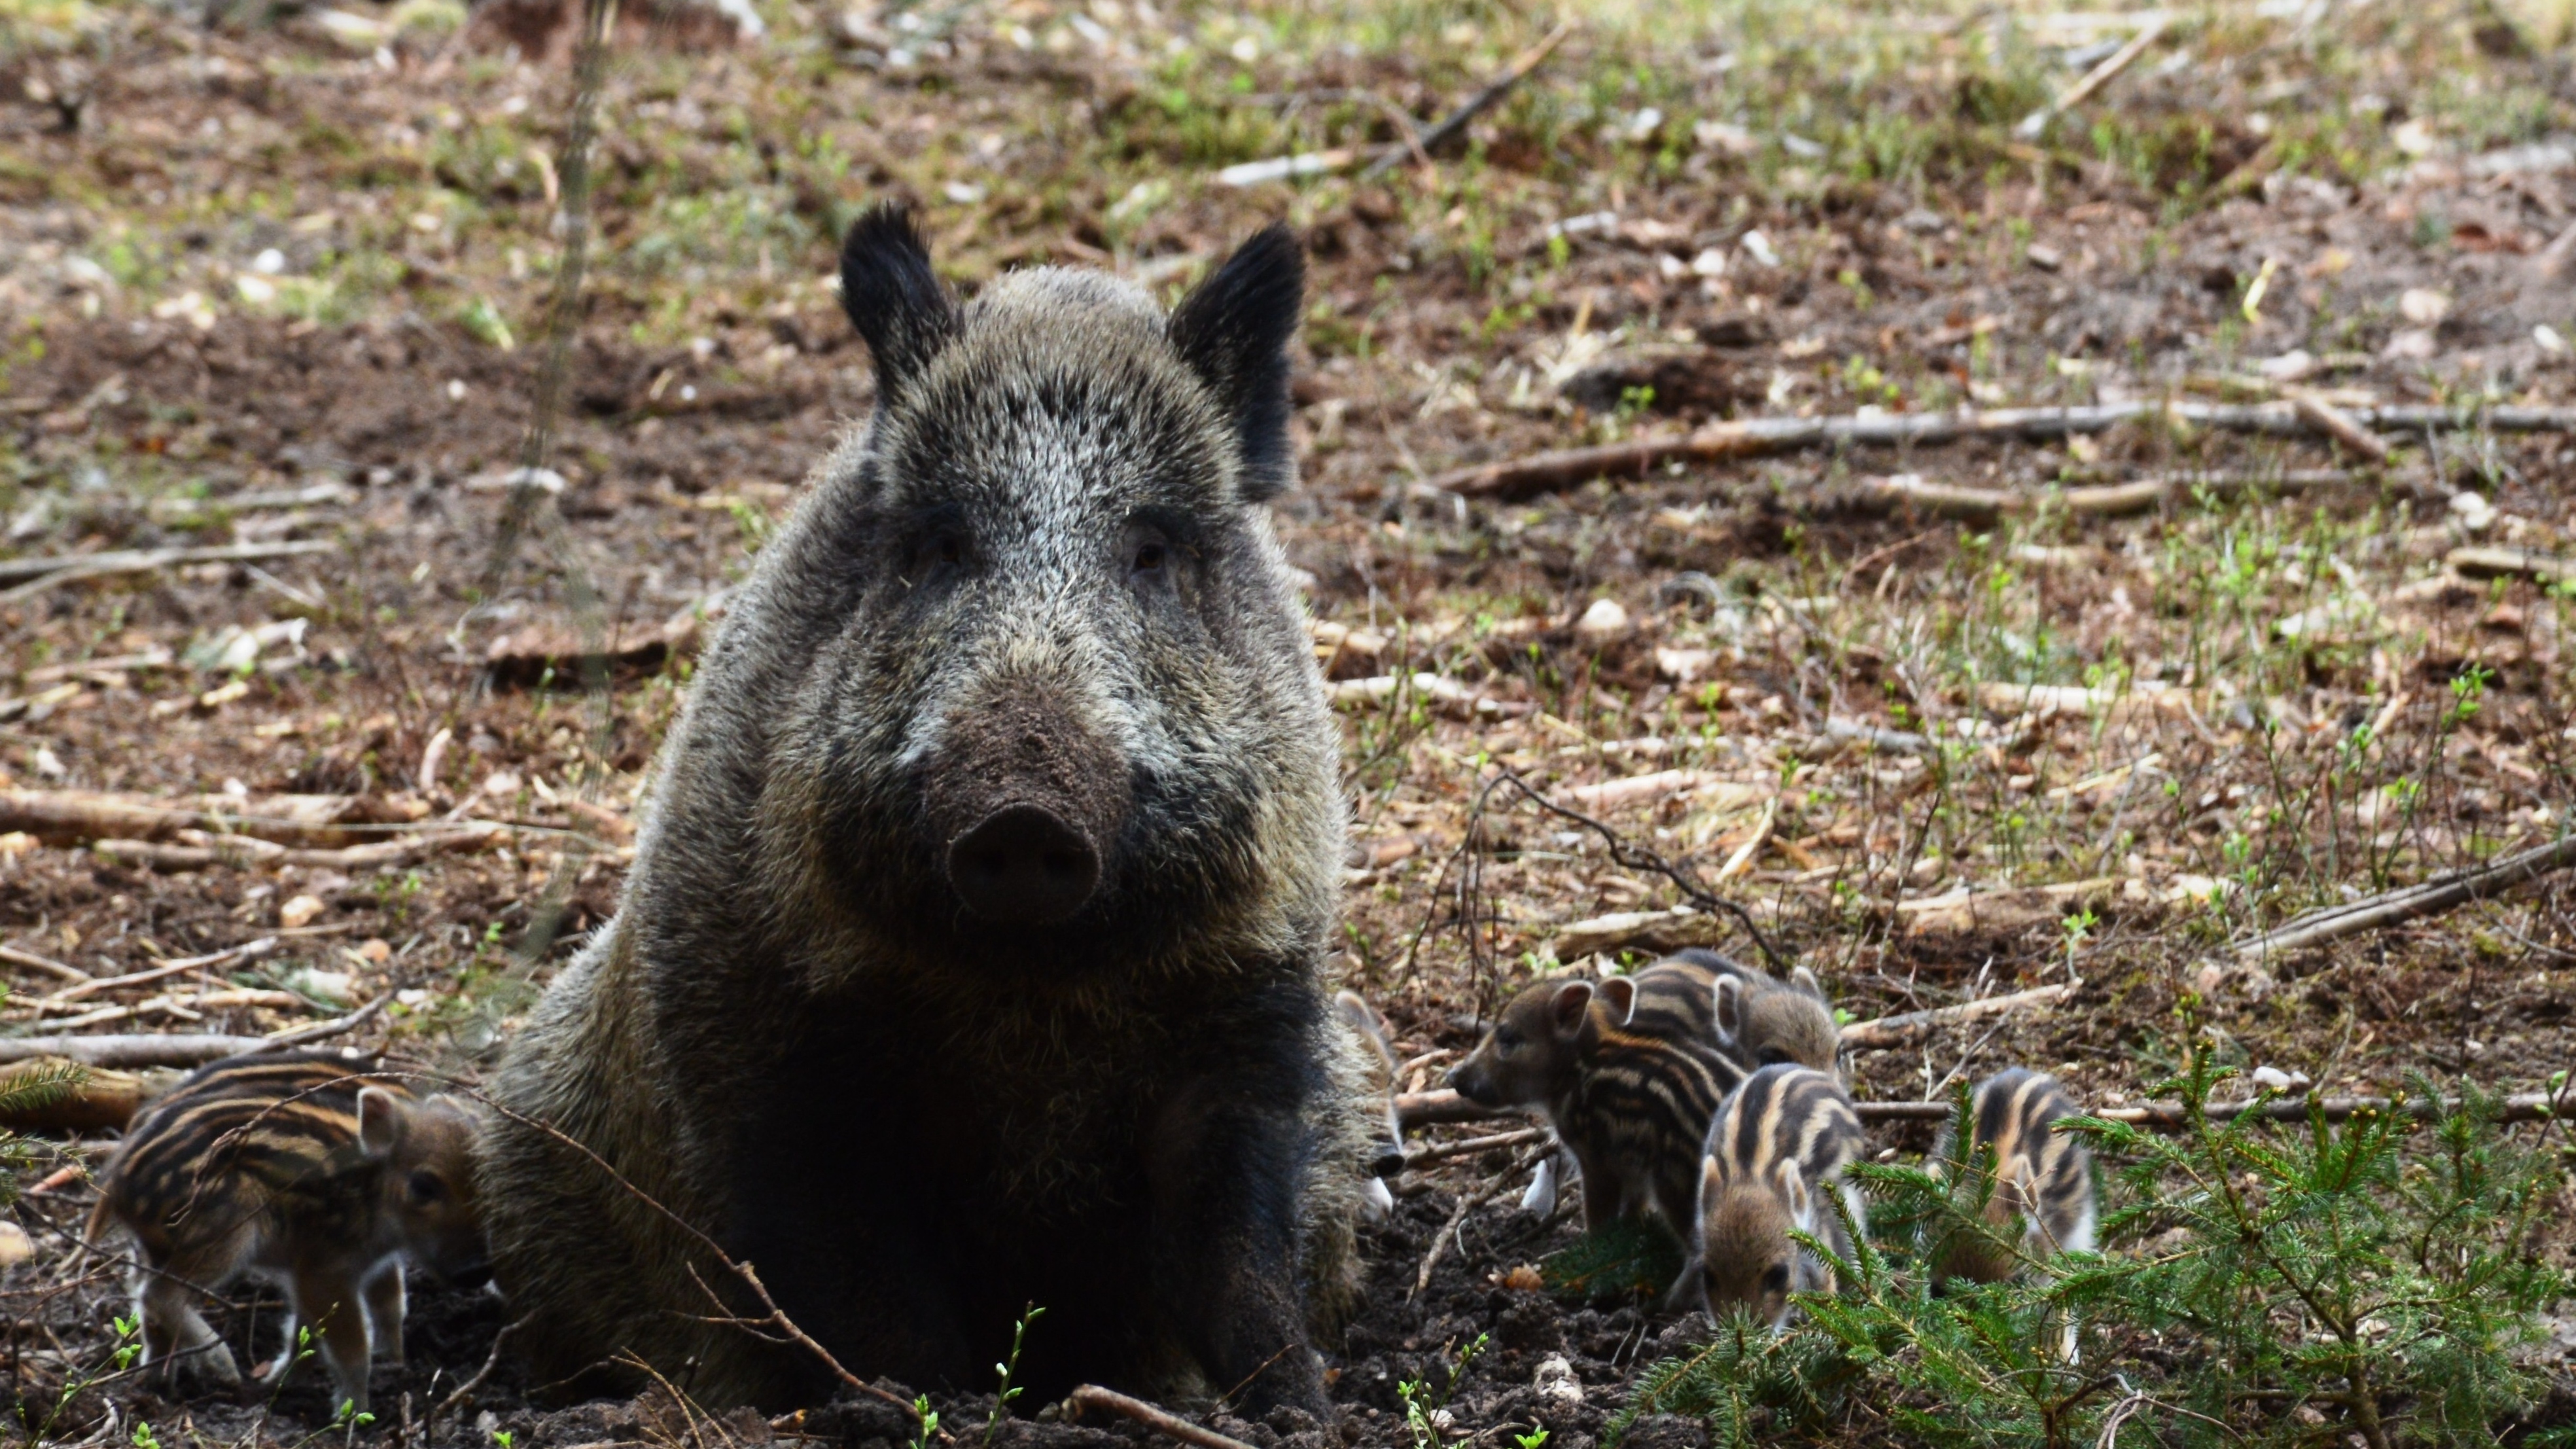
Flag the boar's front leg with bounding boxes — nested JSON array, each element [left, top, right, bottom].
[[1144, 1078, 1327, 1418]]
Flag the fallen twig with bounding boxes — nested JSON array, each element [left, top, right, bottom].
[[36, 937, 279, 1005], [1401, 1125, 1552, 1171], [1859, 1086, 2576, 1127], [431, 1315, 529, 1431], [0, 1033, 292, 1067], [90, 823, 501, 872], [1428, 402, 2576, 500], [2282, 385, 2391, 463], [239, 990, 393, 1053], [2234, 834, 2576, 962], [1069, 1385, 1258, 1449], [1865, 469, 2360, 524], [1483, 766, 1790, 971], [1838, 982, 2078, 1052], [2014, 13, 2168, 139], [0, 541, 338, 602], [0, 942, 90, 983], [2447, 545, 2576, 586], [1414, 1141, 1551, 1297], [1360, 20, 1574, 179], [0, 787, 368, 847]]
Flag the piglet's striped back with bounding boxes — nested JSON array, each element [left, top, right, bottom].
[[1707, 1064, 1863, 1185]]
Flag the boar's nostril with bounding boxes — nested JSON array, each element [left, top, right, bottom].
[[946, 803, 1101, 925]]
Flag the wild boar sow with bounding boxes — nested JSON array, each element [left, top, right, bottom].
[[482, 207, 1365, 1412]]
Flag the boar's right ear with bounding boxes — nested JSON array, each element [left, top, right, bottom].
[[1167, 223, 1304, 504], [839, 204, 957, 403], [355, 1087, 406, 1158]]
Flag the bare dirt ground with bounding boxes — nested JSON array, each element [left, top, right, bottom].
[[3, 0, 2575, 1443]]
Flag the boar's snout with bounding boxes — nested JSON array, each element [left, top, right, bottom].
[[929, 689, 1127, 927], [948, 803, 1101, 925]]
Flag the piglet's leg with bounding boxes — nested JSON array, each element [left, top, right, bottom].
[[140, 1274, 243, 1393], [363, 1262, 408, 1366], [286, 1264, 374, 1418], [1146, 1081, 1325, 1418]]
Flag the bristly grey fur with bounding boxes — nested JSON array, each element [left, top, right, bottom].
[[480, 207, 1368, 1412]]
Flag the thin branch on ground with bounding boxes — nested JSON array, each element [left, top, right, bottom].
[[2235, 833, 2576, 961], [1068, 1384, 1258, 1449], [1426, 402, 2576, 500]]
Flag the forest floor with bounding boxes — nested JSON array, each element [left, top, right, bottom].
[[2, 0, 2575, 1443]]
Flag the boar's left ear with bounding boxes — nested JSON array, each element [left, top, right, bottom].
[[1167, 222, 1305, 503]]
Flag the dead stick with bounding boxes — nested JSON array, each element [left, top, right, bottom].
[[1402, 1126, 1551, 1171], [1361, 20, 1574, 179], [1856, 1088, 2576, 1127], [1869, 469, 2359, 525], [1414, 1141, 1549, 1297], [429, 1315, 528, 1429], [1069, 1385, 1258, 1449], [1838, 982, 2076, 1052], [2448, 546, 2576, 586], [0, 943, 90, 984], [0, 540, 338, 587], [91, 826, 500, 872], [2235, 834, 2576, 961], [0, 1033, 272, 1067], [1428, 403, 2576, 501], [40, 937, 279, 1005], [2283, 385, 2391, 463], [2014, 14, 2168, 139], [240, 991, 393, 1054]]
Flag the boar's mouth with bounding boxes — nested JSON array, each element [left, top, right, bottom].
[[926, 690, 1129, 929]]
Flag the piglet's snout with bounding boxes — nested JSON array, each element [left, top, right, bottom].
[[930, 688, 1127, 927]]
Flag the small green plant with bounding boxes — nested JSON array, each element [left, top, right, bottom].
[[984, 1302, 1045, 1446], [909, 1395, 940, 1449], [1514, 1430, 1549, 1449], [131, 1420, 162, 1449], [1397, 1333, 1488, 1449]]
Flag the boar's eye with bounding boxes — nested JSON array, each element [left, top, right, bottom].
[[1131, 539, 1168, 577], [406, 1170, 449, 1206], [1757, 1047, 1795, 1067], [1494, 1028, 1523, 1050], [1763, 1263, 1791, 1294], [913, 531, 966, 573]]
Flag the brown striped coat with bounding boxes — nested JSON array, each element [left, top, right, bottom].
[[1928, 1068, 2098, 1284], [1447, 976, 1744, 1232], [1608, 951, 1841, 1077], [1681, 1064, 1866, 1327], [84, 1054, 488, 1416]]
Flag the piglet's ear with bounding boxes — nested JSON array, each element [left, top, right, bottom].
[[1167, 223, 1304, 503], [1778, 1159, 1812, 1226], [1714, 975, 1746, 1041], [1547, 980, 1596, 1039], [839, 204, 958, 404], [1595, 975, 1638, 1027], [355, 1087, 406, 1159]]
